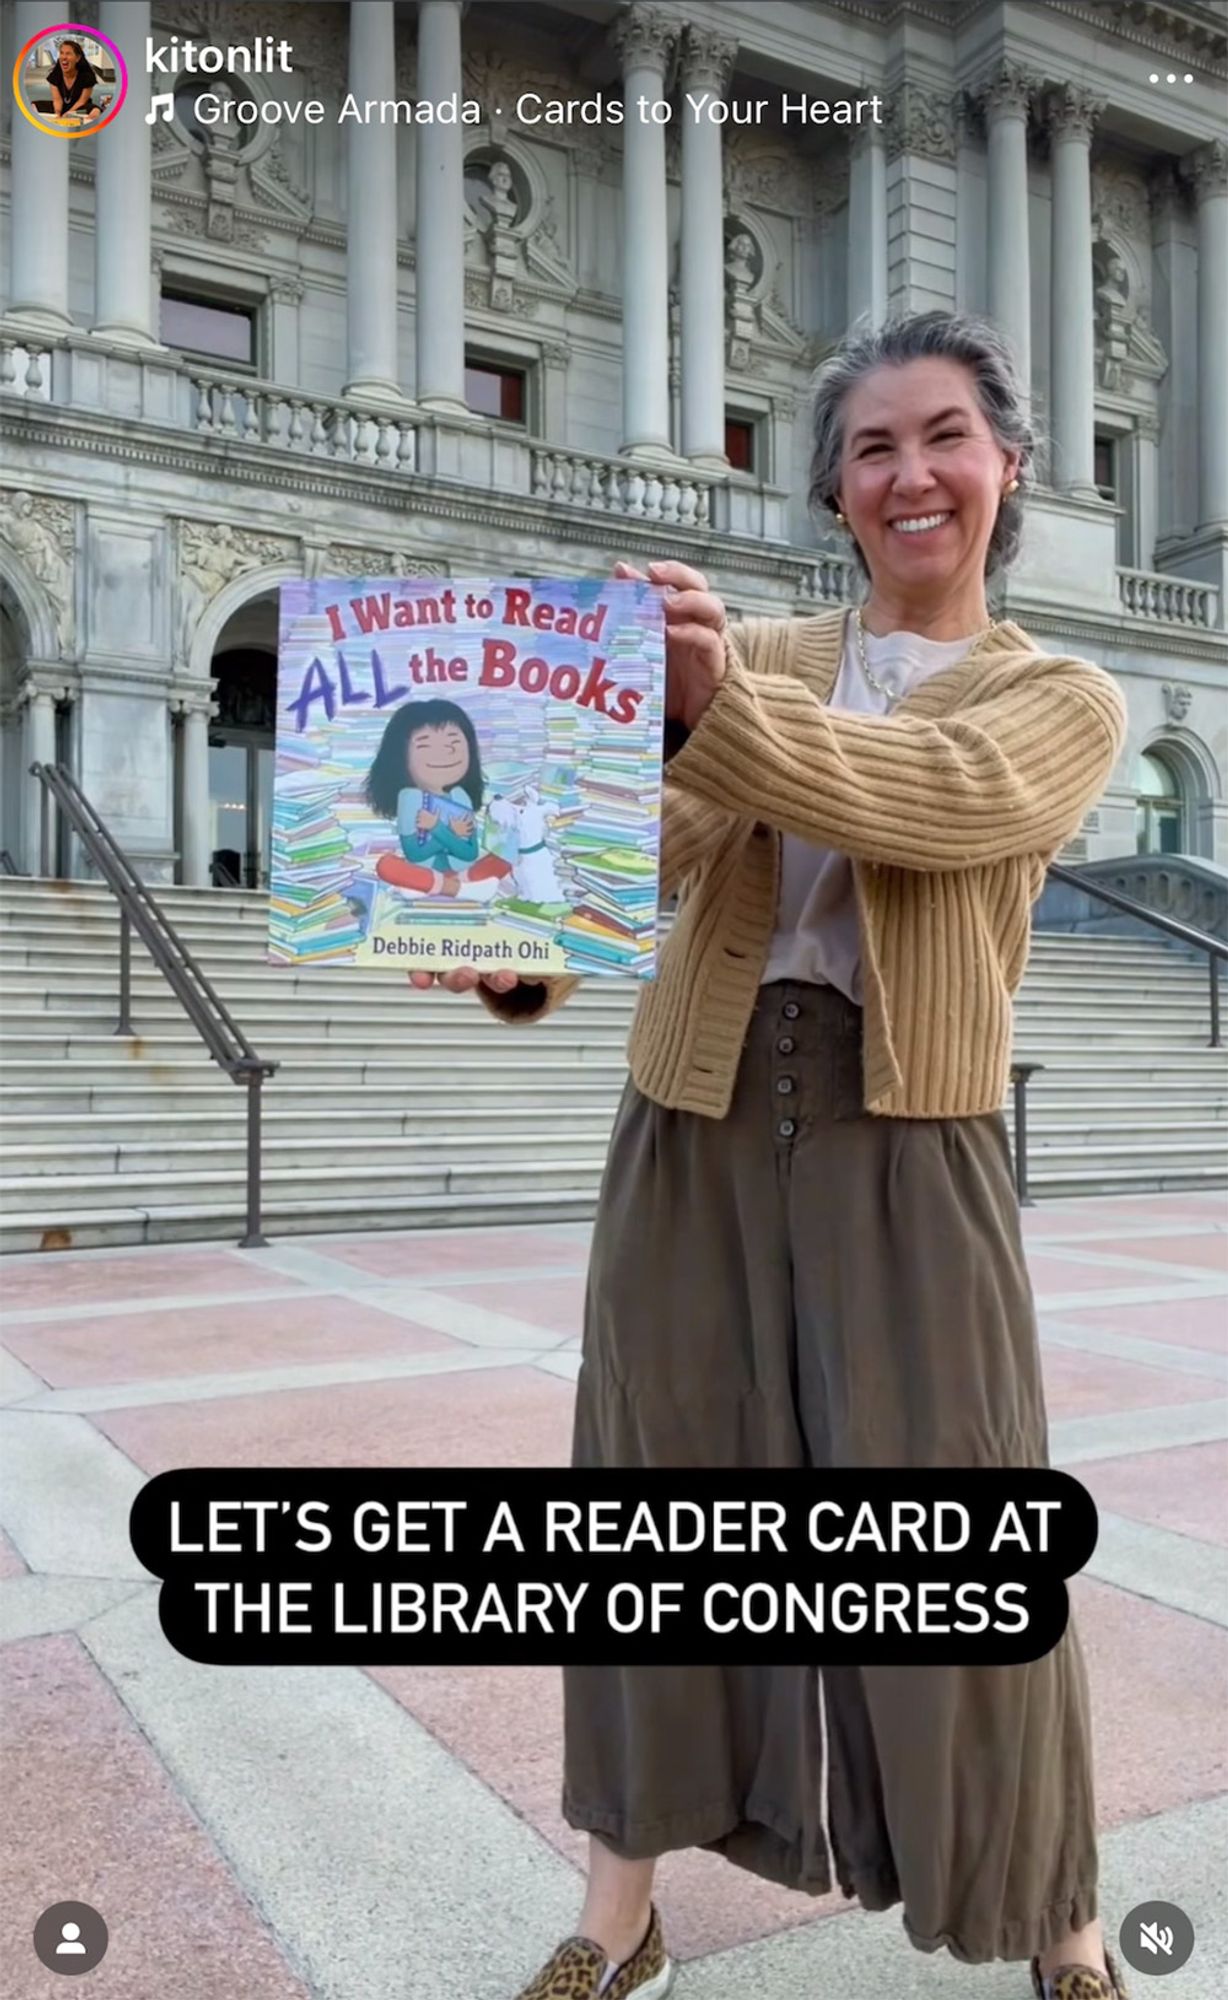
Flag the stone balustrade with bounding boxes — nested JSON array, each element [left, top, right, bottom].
[[530, 446, 715, 527], [190, 373, 420, 472], [802, 549, 858, 603], [1118, 566, 1218, 628], [0, 337, 51, 399]]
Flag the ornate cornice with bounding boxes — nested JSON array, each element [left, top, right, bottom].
[[610, 5, 678, 77], [1049, 1, 1228, 71], [1043, 82, 1107, 143], [680, 25, 737, 95], [1185, 138, 1228, 200]]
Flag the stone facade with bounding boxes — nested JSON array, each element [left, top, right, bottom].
[[1, 0, 1226, 879]]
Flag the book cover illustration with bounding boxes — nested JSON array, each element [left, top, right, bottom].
[[270, 576, 666, 976]]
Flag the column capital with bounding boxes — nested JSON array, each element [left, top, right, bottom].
[[680, 24, 736, 94], [611, 5, 678, 77], [1186, 139, 1228, 203], [1043, 82, 1106, 145], [883, 82, 957, 164], [974, 58, 1038, 124]]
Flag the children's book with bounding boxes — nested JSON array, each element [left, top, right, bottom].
[[270, 576, 666, 976]]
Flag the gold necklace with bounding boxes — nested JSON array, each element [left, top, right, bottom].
[[853, 606, 998, 709]]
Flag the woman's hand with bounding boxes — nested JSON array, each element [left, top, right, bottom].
[[614, 557, 727, 730], [416, 808, 438, 831], [407, 967, 520, 995], [453, 813, 475, 837]]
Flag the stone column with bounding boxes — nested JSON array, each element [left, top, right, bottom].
[[414, 0, 467, 413], [22, 686, 56, 874], [848, 123, 888, 327], [92, 1, 158, 344], [344, 0, 402, 401], [613, 6, 678, 457], [180, 702, 211, 885], [1189, 139, 1228, 528], [980, 61, 1034, 393], [678, 26, 735, 466], [1046, 83, 1103, 497], [8, 1, 71, 328]]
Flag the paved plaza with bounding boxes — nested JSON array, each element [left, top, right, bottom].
[[1, 1191, 1226, 1999]]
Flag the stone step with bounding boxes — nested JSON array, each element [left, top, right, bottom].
[[4, 1096, 1222, 1148], [4, 1156, 1225, 1254], [1, 1134, 1223, 1215], [6, 1116, 1227, 1183]]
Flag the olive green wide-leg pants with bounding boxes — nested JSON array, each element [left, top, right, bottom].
[[564, 982, 1098, 1963]]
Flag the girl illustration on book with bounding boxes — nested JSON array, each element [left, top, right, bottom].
[[364, 698, 512, 897]]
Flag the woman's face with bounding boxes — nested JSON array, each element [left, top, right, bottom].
[[407, 722, 469, 792], [59, 43, 79, 68], [835, 358, 1019, 596]]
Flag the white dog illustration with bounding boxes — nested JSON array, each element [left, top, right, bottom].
[[488, 788, 568, 905]]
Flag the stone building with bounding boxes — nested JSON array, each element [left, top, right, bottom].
[[1, 0, 1226, 885]]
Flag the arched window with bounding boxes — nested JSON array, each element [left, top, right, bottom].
[[1134, 749, 1184, 855]]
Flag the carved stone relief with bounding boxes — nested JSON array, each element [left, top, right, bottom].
[[177, 519, 295, 664], [0, 490, 75, 658]]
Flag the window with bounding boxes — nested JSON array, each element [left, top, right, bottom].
[[1134, 750, 1183, 855], [1094, 433, 1117, 502], [725, 415, 758, 474], [465, 358, 526, 423], [160, 289, 256, 367]]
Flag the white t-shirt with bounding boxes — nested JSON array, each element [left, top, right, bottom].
[[760, 621, 981, 1003]]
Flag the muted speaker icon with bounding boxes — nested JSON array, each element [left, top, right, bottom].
[[1121, 1901, 1194, 1976]]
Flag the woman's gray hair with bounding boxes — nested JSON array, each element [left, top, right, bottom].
[[808, 311, 1037, 582]]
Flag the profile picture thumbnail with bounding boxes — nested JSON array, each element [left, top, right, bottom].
[[12, 21, 127, 137]]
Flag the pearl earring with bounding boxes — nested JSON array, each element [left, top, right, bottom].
[[1005, 478, 1019, 494], [834, 510, 846, 525]]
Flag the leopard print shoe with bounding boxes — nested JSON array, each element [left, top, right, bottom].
[[513, 1904, 673, 2000], [1029, 1947, 1129, 1999]]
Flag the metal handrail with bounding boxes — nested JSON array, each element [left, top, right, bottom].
[[31, 761, 277, 1247], [0, 849, 19, 876], [1047, 860, 1225, 1049]]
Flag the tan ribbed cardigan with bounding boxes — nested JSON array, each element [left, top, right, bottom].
[[481, 607, 1127, 1120]]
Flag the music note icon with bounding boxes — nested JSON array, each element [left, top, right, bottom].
[[145, 92, 174, 124]]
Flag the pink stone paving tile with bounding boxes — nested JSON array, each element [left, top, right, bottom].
[[1025, 1252, 1210, 1298], [0, 1248, 301, 1312], [1078, 1441, 1228, 1546], [316, 1225, 589, 1281], [372, 1660, 850, 1962], [1024, 1195, 1227, 1237], [1071, 1575, 1228, 1825], [1045, 1294, 1228, 1354], [1039, 1345, 1222, 1418], [3, 1294, 461, 1389], [0, 1528, 28, 1579], [441, 1274, 587, 1338], [1, 1633, 311, 2000], [95, 1366, 574, 1474], [1063, 1233, 1227, 1275]]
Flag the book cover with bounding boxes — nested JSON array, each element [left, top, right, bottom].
[[270, 576, 666, 976]]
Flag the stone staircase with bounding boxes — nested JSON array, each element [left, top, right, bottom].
[[1, 876, 1224, 1251]]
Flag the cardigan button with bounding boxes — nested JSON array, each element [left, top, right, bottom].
[[781, 1001, 800, 1021], [777, 1118, 796, 1139], [776, 1076, 795, 1095], [777, 1036, 795, 1055]]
